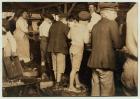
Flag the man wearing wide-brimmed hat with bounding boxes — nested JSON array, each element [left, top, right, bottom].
[[88, 2, 122, 96]]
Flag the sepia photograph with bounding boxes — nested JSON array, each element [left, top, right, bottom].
[[2, 1, 138, 97]]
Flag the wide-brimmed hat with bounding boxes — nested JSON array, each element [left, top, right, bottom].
[[98, 2, 119, 11]]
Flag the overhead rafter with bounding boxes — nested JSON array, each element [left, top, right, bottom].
[[57, 6, 63, 14], [28, 3, 65, 11], [67, 3, 77, 16], [64, 3, 67, 14]]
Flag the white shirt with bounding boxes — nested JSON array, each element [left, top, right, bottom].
[[68, 22, 90, 48], [88, 12, 101, 32], [126, 4, 138, 57], [3, 27, 17, 56], [16, 17, 28, 33], [39, 20, 52, 37]]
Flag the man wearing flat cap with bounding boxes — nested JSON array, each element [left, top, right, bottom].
[[47, 13, 70, 88], [67, 11, 90, 93], [88, 2, 122, 96]]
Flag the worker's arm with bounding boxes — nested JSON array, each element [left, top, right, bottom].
[[17, 17, 28, 33]]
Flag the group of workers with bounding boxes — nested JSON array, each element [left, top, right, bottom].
[[2, 2, 138, 96]]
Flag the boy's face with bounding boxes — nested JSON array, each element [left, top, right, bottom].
[[61, 18, 67, 24], [55, 15, 59, 21], [22, 12, 28, 19], [68, 20, 76, 27]]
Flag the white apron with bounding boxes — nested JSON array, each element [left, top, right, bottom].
[[14, 17, 30, 62]]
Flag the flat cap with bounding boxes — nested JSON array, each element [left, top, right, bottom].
[[78, 11, 91, 21], [43, 13, 54, 21], [58, 13, 67, 19], [98, 2, 118, 10]]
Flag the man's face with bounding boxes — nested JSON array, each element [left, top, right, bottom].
[[89, 5, 95, 13], [44, 18, 52, 23], [101, 10, 118, 20], [61, 18, 67, 24], [22, 12, 28, 19]]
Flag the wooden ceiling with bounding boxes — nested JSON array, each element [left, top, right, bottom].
[[2, 2, 135, 15]]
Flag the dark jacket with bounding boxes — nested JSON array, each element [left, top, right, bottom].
[[8, 19, 16, 34], [47, 21, 70, 54], [88, 18, 122, 70]]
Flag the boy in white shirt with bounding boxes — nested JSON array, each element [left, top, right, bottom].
[[67, 11, 90, 93], [39, 13, 54, 80], [88, 3, 101, 32]]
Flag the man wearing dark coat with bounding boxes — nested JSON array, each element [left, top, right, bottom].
[[8, 15, 17, 35], [88, 3, 122, 96], [47, 14, 70, 88]]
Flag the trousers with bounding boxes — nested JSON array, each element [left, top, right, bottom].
[[70, 45, 84, 72], [91, 69, 115, 96], [52, 53, 65, 74], [121, 58, 138, 96]]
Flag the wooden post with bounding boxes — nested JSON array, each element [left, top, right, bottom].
[[57, 6, 63, 14], [42, 8, 45, 14], [64, 3, 67, 14], [67, 3, 77, 16]]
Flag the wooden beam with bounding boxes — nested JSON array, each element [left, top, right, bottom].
[[64, 3, 67, 14], [29, 3, 65, 11], [67, 3, 77, 16], [42, 8, 45, 14], [57, 6, 63, 14]]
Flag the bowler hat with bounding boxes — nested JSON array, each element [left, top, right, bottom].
[[78, 11, 91, 21]]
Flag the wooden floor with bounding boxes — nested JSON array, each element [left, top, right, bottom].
[[3, 40, 125, 97]]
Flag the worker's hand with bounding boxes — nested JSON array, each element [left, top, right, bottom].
[[23, 33, 29, 39], [119, 46, 129, 53], [11, 52, 17, 57]]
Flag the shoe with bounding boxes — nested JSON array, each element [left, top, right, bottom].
[[66, 87, 81, 93], [53, 82, 60, 90], [60, 74, 68, 87], [76, 84, 86, 90], [41, 73, 49, 81]]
